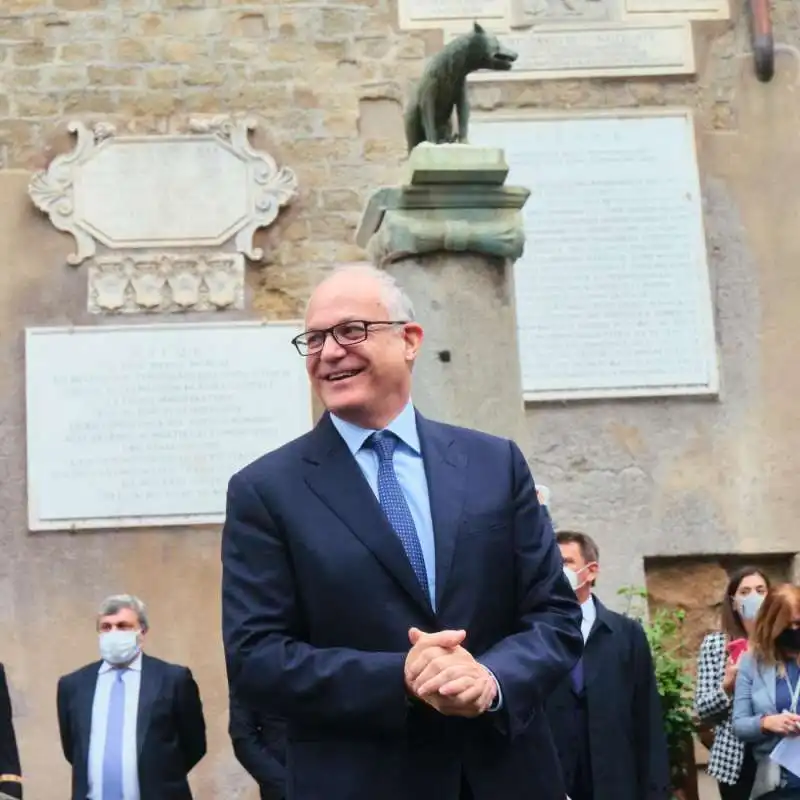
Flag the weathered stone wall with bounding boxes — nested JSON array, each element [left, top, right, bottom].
[[646, 555, 794, 662], [2, 0, 800, 797]]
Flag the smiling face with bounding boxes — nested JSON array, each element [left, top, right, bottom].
[[304, 269, 423, 429]]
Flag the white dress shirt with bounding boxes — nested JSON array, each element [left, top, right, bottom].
[[87, 653, 142, 800], [580, 595, 596, 643]]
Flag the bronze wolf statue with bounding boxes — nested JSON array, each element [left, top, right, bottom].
[[403, 22, 518, 153]]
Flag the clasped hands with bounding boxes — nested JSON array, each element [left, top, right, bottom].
[[762, 711, 800, 736], [403, 627, 497, 718]]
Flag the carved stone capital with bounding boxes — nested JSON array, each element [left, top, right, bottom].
[[357, 180, 530, 265], [367, 208, 526, 265]]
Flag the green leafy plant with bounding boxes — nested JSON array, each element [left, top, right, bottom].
[[618, 586, 697, 799]]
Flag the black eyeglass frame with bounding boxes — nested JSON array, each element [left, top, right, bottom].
[[291, 319, 410, 356]]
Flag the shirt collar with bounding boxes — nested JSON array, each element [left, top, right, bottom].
[[330, 400, 420, 456], [581, 594, 596, 623], [99, 651, 143, 674]]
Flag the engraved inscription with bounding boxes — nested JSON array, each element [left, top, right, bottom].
[[511, 0, 612, 26], [469, 114, 718, 400], [25, 323, 311, 530], [449, 23, 695, 80], [398, 0, 507, 28], [624, 0, 729, 18], [407, 0, 504, 18]]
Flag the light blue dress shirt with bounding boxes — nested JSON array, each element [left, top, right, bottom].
[[580, 596, 596, 642], [88, 653, 142, 800], [329, 400, 503, 711], [330, 399, 437, 608]]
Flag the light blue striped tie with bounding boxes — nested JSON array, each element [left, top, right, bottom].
[[102, 668, 126, 800], [368, 430, 430, 595]]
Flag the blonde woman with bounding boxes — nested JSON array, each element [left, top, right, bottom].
[[733, 583, 800, 799]]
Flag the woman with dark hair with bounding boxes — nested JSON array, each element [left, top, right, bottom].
[[694, 566, 770, 799], [733, 583, 800, 799]]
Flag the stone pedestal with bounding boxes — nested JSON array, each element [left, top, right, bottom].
[[356, 143, 530, 442]]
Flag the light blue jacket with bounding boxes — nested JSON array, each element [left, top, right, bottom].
[[732, 651, 784, 797]]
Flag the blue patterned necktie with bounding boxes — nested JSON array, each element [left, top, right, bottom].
[[368, 430, 430, 596], [102, 668, 126, 800]]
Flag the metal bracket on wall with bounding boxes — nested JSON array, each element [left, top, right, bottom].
[[748, 0, 774, 82]]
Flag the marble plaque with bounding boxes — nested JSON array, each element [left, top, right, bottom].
[[88, 253, 245, 314], [623, 0, 729, 19], [446, 22, 694, 80], [509, 0, 614, 27], [398, 0, 508, 29], [469, 111, 719, 402], [28, 117, 298, 265], [25, 321, 312, 530]]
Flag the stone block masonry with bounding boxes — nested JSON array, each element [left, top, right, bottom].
[[3, 2, 800, 799], [0, 0, 758, 316], [0, 0, 442, 313]]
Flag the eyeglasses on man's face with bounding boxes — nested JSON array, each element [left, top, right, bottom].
[[291, 320, 408, 357]]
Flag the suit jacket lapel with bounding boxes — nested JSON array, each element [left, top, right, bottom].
[[77, 665, 100, 756], [760, 662, 777, 709], [136, 655, 162, 756], [416, 413, 466, 611], [302, 413, 434, 616], [583, 597, 613, 687]]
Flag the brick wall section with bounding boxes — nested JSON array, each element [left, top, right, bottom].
[[0, 0, 766, 315]]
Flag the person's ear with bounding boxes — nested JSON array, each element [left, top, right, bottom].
[[403, 323, 424, 362]]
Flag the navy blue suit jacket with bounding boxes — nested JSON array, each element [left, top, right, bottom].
[[221, 411, 583, 800], [56, 654, 207, 800]]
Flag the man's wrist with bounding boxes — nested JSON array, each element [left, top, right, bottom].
[[483, 667, 503, 712]]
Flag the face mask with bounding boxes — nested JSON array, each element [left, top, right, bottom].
[[563, 566, 579, 591], [99, 629, 141, 665], [738, 593, 765, 621], [776, 628, 800, 653], [564, 565, 593, 593]]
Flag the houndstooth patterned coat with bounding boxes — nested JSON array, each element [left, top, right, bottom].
[[694, 631, 745, 785]]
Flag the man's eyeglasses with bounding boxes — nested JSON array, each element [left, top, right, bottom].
[[291, 320, 408, 357]]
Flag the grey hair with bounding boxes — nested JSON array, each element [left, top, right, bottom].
[[308, 262, 416, 321], [97, 594, 149, 632]]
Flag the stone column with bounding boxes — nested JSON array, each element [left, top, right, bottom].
[[356, 144, 530, 442]]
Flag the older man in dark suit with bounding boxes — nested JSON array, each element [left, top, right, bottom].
[[56, 594, 207, 800], [221, 263, 583, 800]]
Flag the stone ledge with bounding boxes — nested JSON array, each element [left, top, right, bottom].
[[406, 143, 510, 186]]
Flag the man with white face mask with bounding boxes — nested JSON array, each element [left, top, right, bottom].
[[56, 594, 207, 800], [543, 532, 670, 800]]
